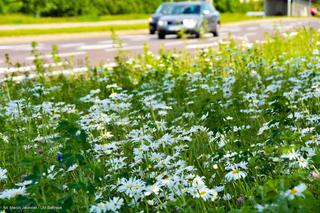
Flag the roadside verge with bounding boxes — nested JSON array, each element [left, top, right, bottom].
[[0, 17, 317, 44]]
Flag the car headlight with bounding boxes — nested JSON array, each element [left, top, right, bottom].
[[183, 19, 197, 28], [158, 20, 165, 26]]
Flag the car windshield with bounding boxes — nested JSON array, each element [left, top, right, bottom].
[[156, 4, 201, 15]]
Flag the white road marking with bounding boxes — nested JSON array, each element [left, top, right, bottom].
[[222, 28, 241, 33], [164, 41, 184, 47], [186, 43, 218, 49], [122, 45, 144, 51], [128, 36, 152, 42], [104, 45, 144, 52], [260, 24, 274, 30], [278, 26, 293, 30], [207, 34, 227, 41], [244, 32, 257, 37], [59, 43, 85, 48], [98, 40, 114, 44], [0, 62, 68, 74], [26, 51, 86, 60], [219, 32, 228, 37], [121, 35, 149, 39], [232, 36, 249, 41], [78, 44, 124, 50], [0, 44, 45, 51], [187, 39, 201, 43], [246, 26, 259, 31]]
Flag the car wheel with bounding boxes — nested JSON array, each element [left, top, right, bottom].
[[213, 24, 220, 37], [196, 22, 206, 39], [158, 32, 166, 39], [150, 29, 156, 35], [213, 30, 219, 37], [195, 33, 201, 39]]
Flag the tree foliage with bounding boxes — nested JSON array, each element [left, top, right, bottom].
[[214, 0, 263, 13], [0, 0, 264, 17]]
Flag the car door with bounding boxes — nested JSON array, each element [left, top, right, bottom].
[[201, 3, 218, 32]]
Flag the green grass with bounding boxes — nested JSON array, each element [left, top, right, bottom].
[[0, 13, 276, 37], [0, 13, 263, 26], [0, 28, 319, 212], [221, 13, 267, 23], [0, 23, 147, 37], [0, 14, 149, 25]]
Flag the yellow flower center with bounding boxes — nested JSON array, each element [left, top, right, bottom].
[[290, 188, 298, 195], [199, 190, 207, 197], [163, 177, 170, 183], [98, 203, 105, 208], [232, 169, 240, 175]]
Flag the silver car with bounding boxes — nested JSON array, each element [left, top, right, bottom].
[[156, 2, 220, 39], [149, 3, 172, 34]]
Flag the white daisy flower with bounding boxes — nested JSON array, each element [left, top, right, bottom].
[[15, 180, 33, 187], [223, 193, 232, 201], [145, 184, 161, 196], [0, 187, 28, 199], [281, 149, 300, 160], [117, 177, 146, 199], [0, 168, 7, 181], [105, 197, 124, 213], [197, 188, 218, 201], [225, 169, 247, 182], [284, 183, 307, 200], [296, 157, 309, 168], [90, 202, 107, 213], [67, 164, 79, 172], [192, 176, 206, 188]]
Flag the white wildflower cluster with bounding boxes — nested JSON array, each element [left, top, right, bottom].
[[1, 32, 320, 211], [90, 197, 124, 213]]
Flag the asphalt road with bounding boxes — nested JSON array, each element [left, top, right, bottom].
[[0, 18, 319, 74]]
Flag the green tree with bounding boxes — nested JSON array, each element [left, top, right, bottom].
[[0, 0, 264, 17]]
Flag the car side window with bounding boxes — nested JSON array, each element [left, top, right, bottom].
[[209, 4, 217, 13], [183, 5, 201, 14], [202, 3, 215, 13]]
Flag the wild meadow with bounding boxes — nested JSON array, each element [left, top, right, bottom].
[[0, 28, 320, 212]]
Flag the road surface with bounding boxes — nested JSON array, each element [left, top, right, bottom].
[[0, 18, 319, 76]]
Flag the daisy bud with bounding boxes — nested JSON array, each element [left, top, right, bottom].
[[311, 171, 320, 180], [237, 196, 244, 205], [21, 174, 28, 182], [38, 149, 43, 155]]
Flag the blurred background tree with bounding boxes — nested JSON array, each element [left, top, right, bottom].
[[0, 0, 264, 17]]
